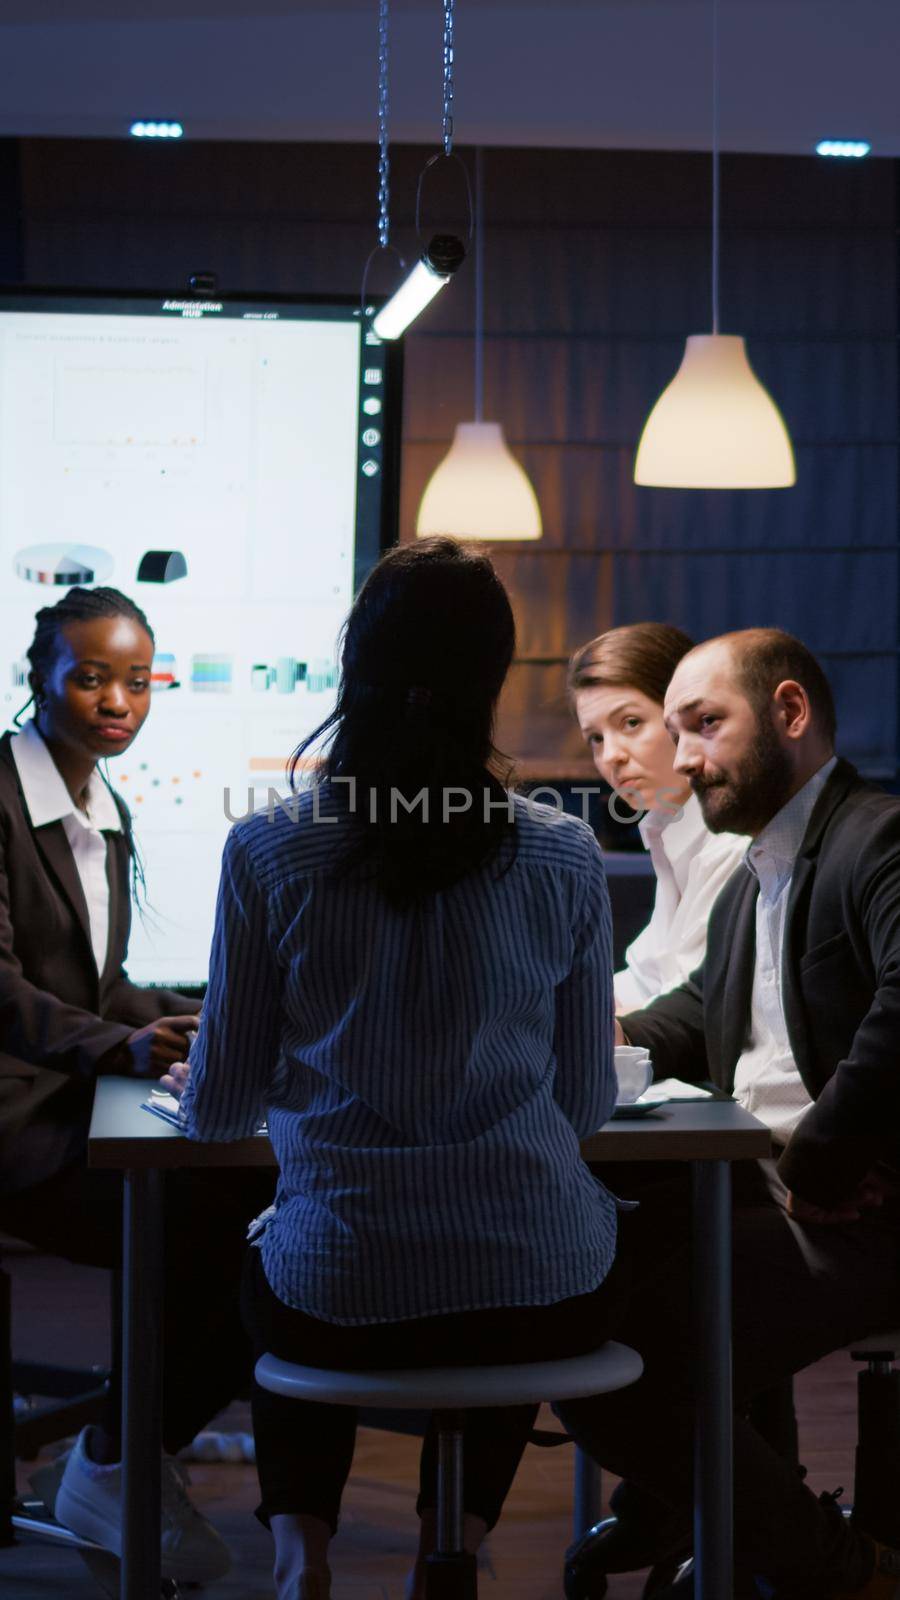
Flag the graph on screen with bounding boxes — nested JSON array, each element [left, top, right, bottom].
[[0, 292, 394, 986]]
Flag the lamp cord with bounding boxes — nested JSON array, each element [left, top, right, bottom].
[[442, 0, 455, 155], [474, 147, 484, 422], [711, 0, 720, 334]]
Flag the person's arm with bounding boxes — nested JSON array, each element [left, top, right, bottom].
[[103, 971, 202, 1028], [613, 961, 647, 1014], [618, 965, 707, 1083], [179, 824, 282, 1142], [0, 816, 135, 1075], [552, 831, 617, 1137], [777, 812, 900, 1208], [614, 834, 744, 1013]]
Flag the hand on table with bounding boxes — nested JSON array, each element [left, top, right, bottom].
[[160, 1062, 191, 1101], [124, 1015, 197, 1077]]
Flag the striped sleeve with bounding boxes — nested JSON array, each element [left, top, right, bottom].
[[551, 831, 616, 1137], [180, 825, 282, 1141]]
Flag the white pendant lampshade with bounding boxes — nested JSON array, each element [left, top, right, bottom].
[[416, 150, 543, 542], [416, 421, 542, 540], [634, 334, 796, 490]]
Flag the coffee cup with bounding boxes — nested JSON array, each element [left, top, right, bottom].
[[614, 1046, 653, 1103]]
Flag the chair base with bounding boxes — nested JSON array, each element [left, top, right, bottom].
[[10, 1495, 98, 1548], [7, 1502, 183, 1597], [425, 1548, 478, 1600], [852, 1365, 900, 1547]]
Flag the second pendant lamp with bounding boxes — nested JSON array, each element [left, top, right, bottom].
[[633, 0, 795, 490], [416, 150, 542, 540]]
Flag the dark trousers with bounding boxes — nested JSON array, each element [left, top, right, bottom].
[[240, 1246, 628, 1534], [1, 1158, 275, 1456], [557, 1158, 900, 1597]]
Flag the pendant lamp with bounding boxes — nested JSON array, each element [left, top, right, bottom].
[[634, 0, 795, 490], [416, 150, 543, 540], [362, 0, 465, 345]]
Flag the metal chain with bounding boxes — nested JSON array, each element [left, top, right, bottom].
[[377, 0, 390, 248], [711, 0, 720, 332], [442, 0, 455, 156]]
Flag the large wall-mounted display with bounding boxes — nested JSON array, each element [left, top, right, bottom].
[[0, 290, 398, 987]]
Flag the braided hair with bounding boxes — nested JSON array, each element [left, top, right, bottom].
[[15, 586, 155, 905], [23, 586, 155, 702]]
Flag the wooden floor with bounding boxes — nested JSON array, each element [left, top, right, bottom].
[[1, 1248, 860, 1599]]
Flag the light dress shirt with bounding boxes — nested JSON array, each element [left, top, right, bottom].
[[732, 756, 838, 1144], [10, 718, 121, 974], [614, 792, 746, 1010], [180, 787, 619, 1325]]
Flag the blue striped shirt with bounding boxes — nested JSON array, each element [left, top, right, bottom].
[[180, 787, 618, 1324]]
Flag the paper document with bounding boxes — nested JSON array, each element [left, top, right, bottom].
[[636, 1078, 714, 1103], [140, 1090, 268, 1135], [141, 1091, 184, 1129]]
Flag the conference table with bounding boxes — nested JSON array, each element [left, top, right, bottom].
[[88, 1077, 770, 1600]]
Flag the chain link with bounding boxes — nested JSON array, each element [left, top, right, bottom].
[[442, 0, 455, 156], [377, 0, 390, 248]]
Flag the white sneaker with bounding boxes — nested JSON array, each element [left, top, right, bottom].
[[55, 1426, 232, 1583]]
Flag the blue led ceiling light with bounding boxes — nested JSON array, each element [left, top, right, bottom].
[[130, 121, 184, 139], [816, 139, 870, 158]]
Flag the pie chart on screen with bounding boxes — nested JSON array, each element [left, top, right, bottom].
[[14, 542, 114, 586]]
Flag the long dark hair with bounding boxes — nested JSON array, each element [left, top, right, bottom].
[[290, 537, 518, 907], [16, 585, 155, 906]]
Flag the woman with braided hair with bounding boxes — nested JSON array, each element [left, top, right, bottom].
[[0, 585, 264, 1584]]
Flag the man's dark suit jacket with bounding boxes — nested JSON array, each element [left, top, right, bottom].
[[0, 730, 199, 1175], [623, 758, 900, 1209]]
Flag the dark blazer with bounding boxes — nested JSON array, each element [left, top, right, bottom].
[[623, 759, 900, 1208], [0, 730, 199, 1157]]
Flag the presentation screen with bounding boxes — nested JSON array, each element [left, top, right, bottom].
[[0, 290, 398, 988]]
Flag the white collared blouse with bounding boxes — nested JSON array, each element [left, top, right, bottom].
[[10, 719, 122, 974], [614, 793, 746, 1011]]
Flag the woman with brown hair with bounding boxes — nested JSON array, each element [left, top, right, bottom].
[[569, 622, 746, 1010]]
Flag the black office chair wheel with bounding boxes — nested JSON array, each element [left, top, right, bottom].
[[563, 1526, 609, 1599], [849, 1333, 900, 1548]]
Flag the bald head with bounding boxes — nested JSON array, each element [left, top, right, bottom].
[[663, 629, 836, 837], [675, 629, 836, 746]]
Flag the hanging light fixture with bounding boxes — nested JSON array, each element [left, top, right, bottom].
[[416, 148, 543, 539], [633, 0, 795, 489], [365, 0, 466, 344], [373, 234, 465, 342]]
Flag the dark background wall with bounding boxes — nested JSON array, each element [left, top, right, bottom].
[[1, 138, 896, 781]]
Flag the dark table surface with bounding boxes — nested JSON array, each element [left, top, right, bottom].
[[89, 1077, 771, 1170]]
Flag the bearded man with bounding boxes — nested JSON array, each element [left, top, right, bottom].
[[562, 628, 900, 1600]]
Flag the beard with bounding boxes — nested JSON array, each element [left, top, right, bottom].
[[692, 715, 795, 836]]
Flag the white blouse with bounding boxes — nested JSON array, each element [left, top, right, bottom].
[[613, 792, 747, 1012], [10, 718, 122, 974]]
